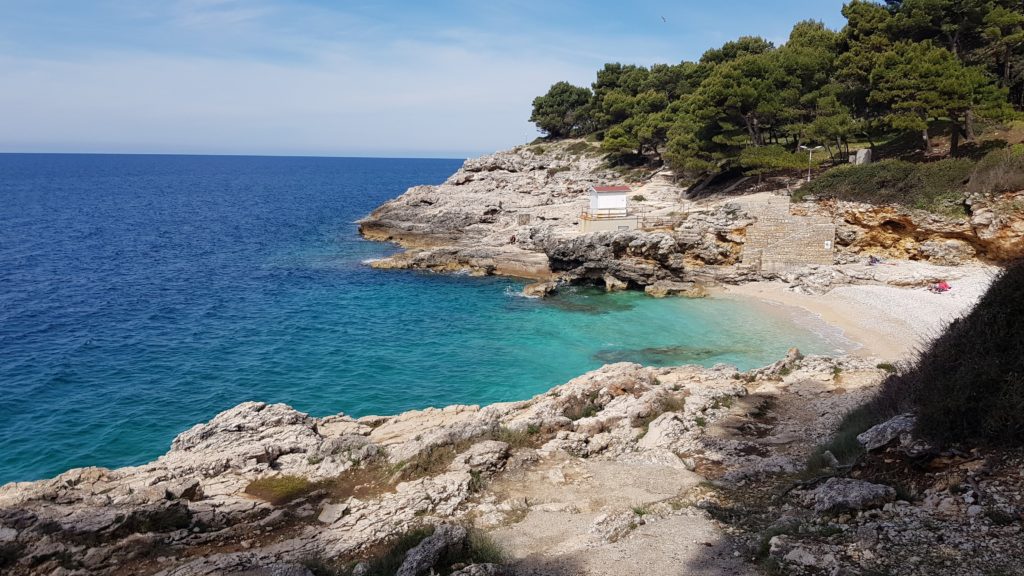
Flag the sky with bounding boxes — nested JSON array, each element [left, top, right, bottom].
[[0, 1, 849, 158]]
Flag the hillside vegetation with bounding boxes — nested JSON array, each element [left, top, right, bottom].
[[530, 0, 1024, 195]]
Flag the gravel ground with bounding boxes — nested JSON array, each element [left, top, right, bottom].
[[720, 264, 999, 361]]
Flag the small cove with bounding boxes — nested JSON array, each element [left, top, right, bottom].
[[0, 154, 848, 483]]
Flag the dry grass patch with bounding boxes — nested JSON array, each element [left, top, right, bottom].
[[244, 475, 320, 505]]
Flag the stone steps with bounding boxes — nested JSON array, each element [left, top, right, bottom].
[[742, 196, 835, 273]]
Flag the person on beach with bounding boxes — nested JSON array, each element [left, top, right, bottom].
[[929, 280, 951, 293]]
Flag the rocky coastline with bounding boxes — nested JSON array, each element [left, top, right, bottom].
[[4, 142, 1023, 576], [358, 139, 1023, 295]]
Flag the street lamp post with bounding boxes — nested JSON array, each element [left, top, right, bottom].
[[799, 145, 824, 183]]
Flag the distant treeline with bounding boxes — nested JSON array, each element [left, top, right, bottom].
[[529, 0, 1024, 178]]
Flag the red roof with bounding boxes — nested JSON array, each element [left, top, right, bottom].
[[591, 185, 631, 193]]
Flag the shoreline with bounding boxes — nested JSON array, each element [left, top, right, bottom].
[[716, 267, 997, 362]]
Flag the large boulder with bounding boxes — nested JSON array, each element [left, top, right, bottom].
[[396, 524, 468, 576], [802, 478, 896, 513], [857, 414, 916, 451]]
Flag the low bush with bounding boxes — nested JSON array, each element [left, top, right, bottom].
[[488, 424, 545, 449], [244, 475, 319, 505], [346, 526, 436, 576], [440, 527, 508, 568], [871, 261, 1024, 446], [967, 144, 1024, 195], [794, 158, 974, 216], [876, 362, 898, 374], [566, 141, 592, 155]]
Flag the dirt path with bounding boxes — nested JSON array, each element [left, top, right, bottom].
[[482, 455, 755, 575]]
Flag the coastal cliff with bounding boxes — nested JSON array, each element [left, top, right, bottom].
[[359, 140, 1024, 295]]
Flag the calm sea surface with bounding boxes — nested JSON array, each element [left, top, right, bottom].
[[0, 154, 845, 483]]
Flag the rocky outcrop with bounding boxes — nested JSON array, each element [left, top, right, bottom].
[[360, 140, 1021, 295], [834, 192, 1024, 264], [857, 414, 916, 451], [800, 478, 897, 513], [5, 346, 1020, 575], [0, 353, 891, 576], [357, 140, 755, 290]]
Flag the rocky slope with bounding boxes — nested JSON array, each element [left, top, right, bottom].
[[359, 140, 1024, 294], [4, 349, 1018, 575], [0, 351, 880, 576]]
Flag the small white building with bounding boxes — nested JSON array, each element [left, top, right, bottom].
[[580, 185, 637, 232]]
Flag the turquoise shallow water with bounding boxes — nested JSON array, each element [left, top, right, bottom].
[[0, 154, 845, 484]]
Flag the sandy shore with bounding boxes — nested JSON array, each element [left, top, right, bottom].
[[718, 266, 998, 361]]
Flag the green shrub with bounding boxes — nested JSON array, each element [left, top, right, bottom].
[[632, 194, 646, 202], [244, 475, 319, 505], [351, 526, 436, 576], [867, 261, 1024, 447], [546, 165, 571, 177], [794, 158, 974, 217], [967, 144, 1024, 195], [488, 424, 544, 449]]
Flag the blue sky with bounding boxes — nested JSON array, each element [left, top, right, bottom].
[[0, 1, 849, 157]]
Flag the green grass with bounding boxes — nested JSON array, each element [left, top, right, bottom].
[[488, 424, 545, 449]]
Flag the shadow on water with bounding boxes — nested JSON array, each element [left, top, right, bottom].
[[593, 345, 750, 366]]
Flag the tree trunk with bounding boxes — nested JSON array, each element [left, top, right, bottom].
[[922, 127, 931, 154], [950, 118, 961, 157], [1005, 47, 1012, 86], [744, 115, 758, 146], [965, 109, 976, 141]]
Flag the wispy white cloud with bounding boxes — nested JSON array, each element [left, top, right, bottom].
[[0, 0, 849, 156], [172, 0, 275, 28]]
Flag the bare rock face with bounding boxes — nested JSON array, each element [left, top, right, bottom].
[[644, 280, 708, 298], [540, 230, 692, 287], [837, 194, 1024, 263]]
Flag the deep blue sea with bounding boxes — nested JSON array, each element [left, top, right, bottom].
[[0, 154, 846, 484]]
